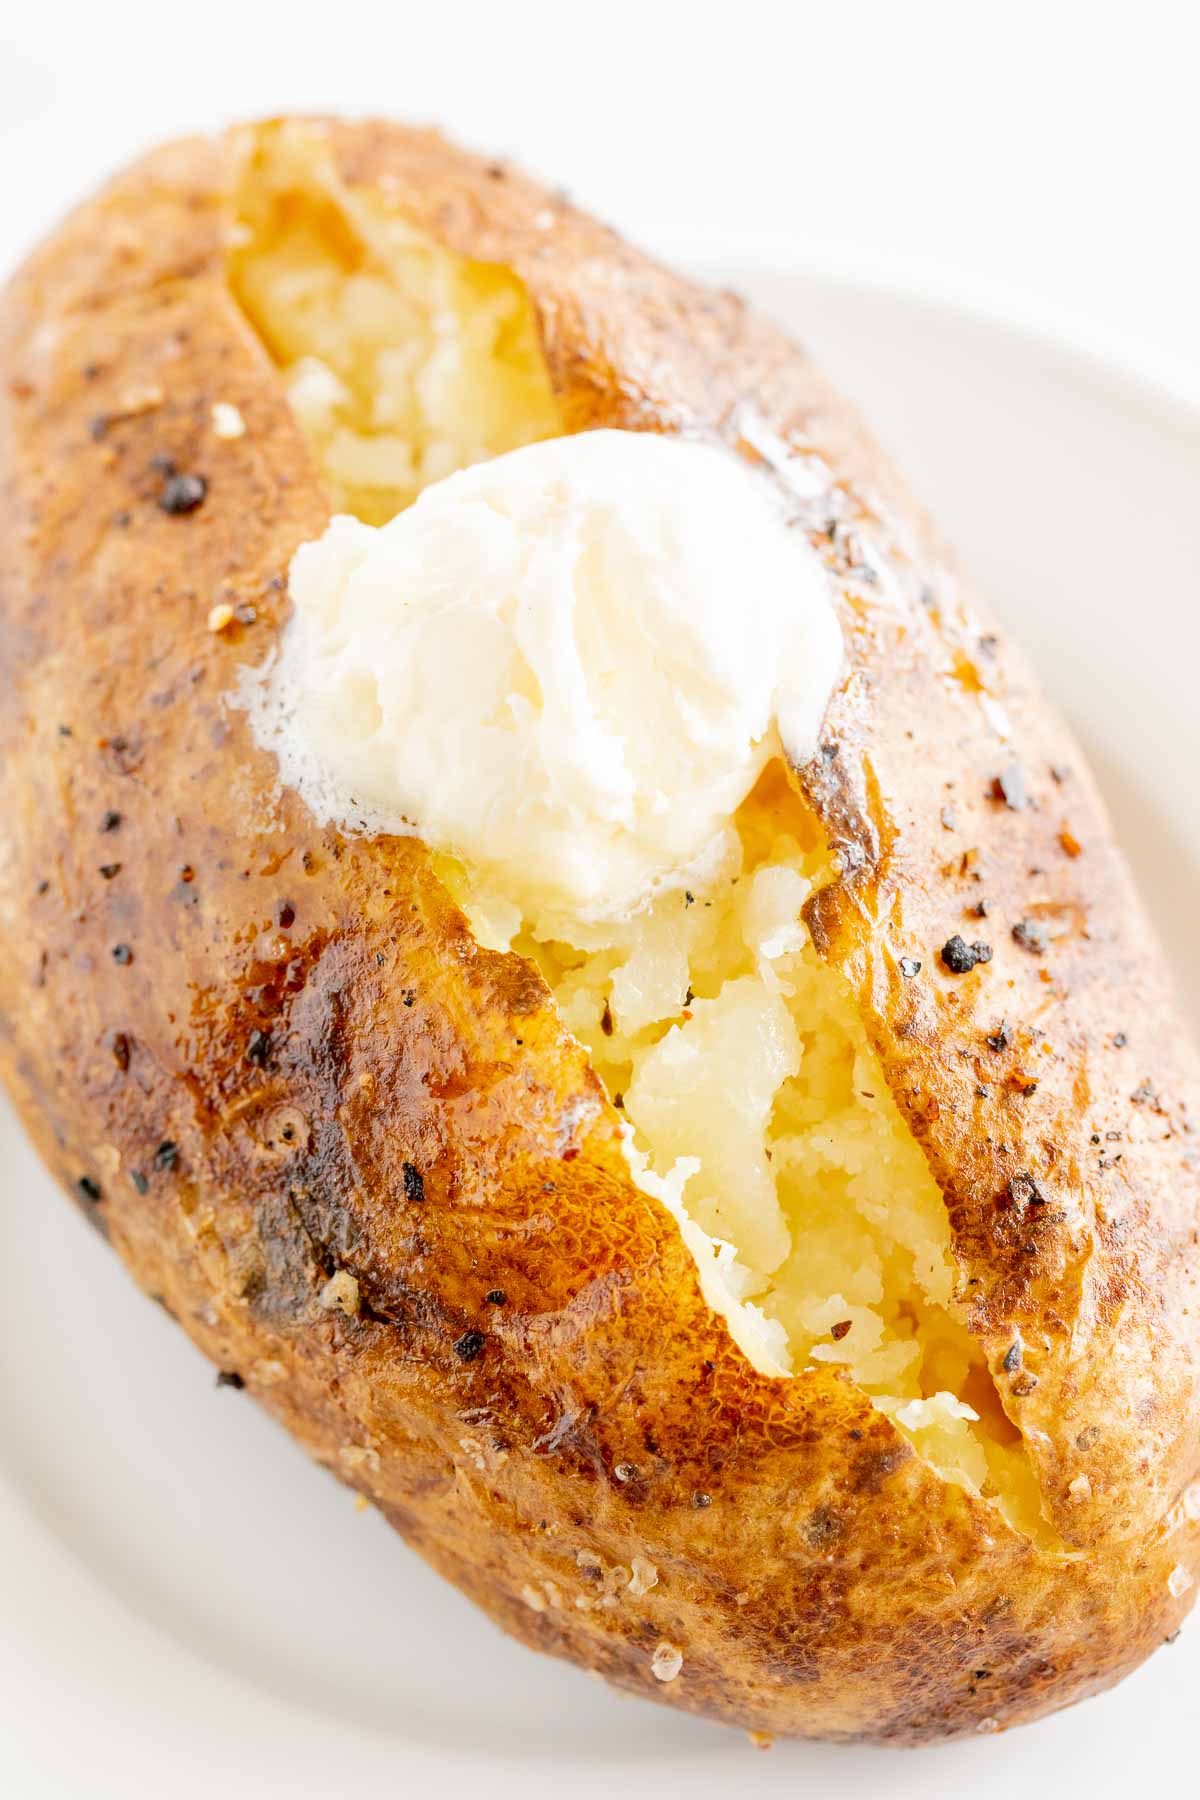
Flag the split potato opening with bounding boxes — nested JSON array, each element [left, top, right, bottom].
[[229, 122, 1046, 1541]]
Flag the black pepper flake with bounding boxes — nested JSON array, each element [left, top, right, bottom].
[[1022, 1081, 1039, 1097], [99, 862, 121, 880], [684, 986, 695, 1007], [941, 935, 992, 974], [899, 956, 922, 978], [1012, 919, 1048, 956], [970, 898, 991, 919], [216, 1370, 245, 1390], [987, 1020, 1013, 1052], [402, 989, 416, 1007], [691, 1491, 713, 1509], [112, 943, 133, 965], [684, 890, 695, 907], [453, 1329, 485, 1363], [600, 998, 614, 1037], [1091, 1133, 1101, 1145], [1008, 1171, 1046, 1209], [276, 901, 295, 929], [158, 471, 208, 515], [233, 603, 257, 625], [1113, 1032, 1128, 1048], [101, 810, 121, 832], [1002, 1341, 1023, 1373], [110, 1030, 131, 1071], [402, 1161, 425, 1203], [612, 1092, 625, 1109], [485, 1289, 507, 1306], [76, 1175, 102, 1203], [35, 878, 49, 895], [153, 1140, 179, 1172], [245, 1028, 270, 1066], [989, 764, 1027, 810], [130, 1170, 149, 1195]]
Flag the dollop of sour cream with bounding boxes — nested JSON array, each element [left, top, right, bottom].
[[249, 429, 843, 926]]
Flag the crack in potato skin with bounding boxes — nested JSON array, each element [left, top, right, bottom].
[[0, 118, 1198, 1742]]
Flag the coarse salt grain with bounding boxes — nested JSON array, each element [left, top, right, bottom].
[[521, 1584, 547, 1613], [211, 401, 246, 439], [651, 1642, 683, 1683], [1068, 1473, 1092, 1503], [339, 1443, 380, 1473], [208, 603, 235, 633], [628, 1556, 659, 1598], [318, 1269, 360, 1316], [1168, 1564, 1194, 1599]]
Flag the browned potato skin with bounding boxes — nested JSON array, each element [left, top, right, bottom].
[[1, 120, 1198, 1744]]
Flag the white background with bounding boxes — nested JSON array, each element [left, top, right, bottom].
[[2, 6, 1199, 1797]]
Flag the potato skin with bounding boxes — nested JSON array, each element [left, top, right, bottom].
[[1, 120, 1199, 1744]]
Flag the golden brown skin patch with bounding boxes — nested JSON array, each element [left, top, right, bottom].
[[1, 119, 1199, 1743]]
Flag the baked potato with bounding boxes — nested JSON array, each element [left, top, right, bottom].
[[1, 117, 1198, 1746]]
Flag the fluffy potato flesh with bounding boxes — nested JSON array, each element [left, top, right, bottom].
[[230, 128, 561, 522], [230, 131, 1044, 1541]]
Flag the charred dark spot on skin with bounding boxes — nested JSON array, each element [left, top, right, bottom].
[[157, 470, 208, 515], [453, 1329, 486, 1363], [851, 1442, 913, 1495], [102, 735, 143, 776], [940, 935, 992, 974], [986, 1020, 1013, 1052], [1007, 1172, 1047, 1211], [402, 1161, 425, 1203], [803, 1505, 843, 1549], [153, 1139, 179, 1172]]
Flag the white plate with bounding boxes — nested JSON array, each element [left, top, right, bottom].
[[2, 266, 1198, 1800]]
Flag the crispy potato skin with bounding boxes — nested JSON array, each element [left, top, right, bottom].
[[1, 120, 1199, 1744]]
